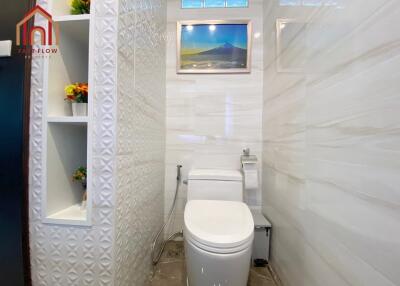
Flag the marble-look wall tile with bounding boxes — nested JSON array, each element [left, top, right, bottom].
[[262, 1, 400, 286], [165, 0, 264, 237]]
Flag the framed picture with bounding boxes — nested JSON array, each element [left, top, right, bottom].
[[177, 20, 252, 74]]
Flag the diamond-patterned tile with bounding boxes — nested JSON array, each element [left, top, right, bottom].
[[30, 0, 166, 285]]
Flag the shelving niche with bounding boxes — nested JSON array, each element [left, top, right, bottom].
[[42, 2, 93, 226], [46, 123, 87, 222], [48, 17, 89, 117]]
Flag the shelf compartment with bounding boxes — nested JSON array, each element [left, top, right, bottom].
[[45, 123, 88, 224], [51, 0, 90, 18], [48, 19, 89, 117]]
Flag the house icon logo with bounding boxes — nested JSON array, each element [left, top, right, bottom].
[[16, 5, 59, 46]]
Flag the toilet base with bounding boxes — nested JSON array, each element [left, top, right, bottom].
[[185, 239, 252, 286]]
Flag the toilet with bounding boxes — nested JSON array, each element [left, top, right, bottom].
[[184, 169, 254, 286]]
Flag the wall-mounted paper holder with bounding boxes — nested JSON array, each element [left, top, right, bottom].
[[241, 148, 259, 192], [241, 148, 257, 166]]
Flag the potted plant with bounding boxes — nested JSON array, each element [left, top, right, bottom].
[[70, 0, 90, 15], [64, 83, 89, 116], [72, 166, 87, 208]]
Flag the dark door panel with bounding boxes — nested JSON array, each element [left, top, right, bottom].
[[0, 0, 32, 285]]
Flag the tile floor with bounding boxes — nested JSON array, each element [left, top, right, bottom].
[[150, 241, 278, 286]]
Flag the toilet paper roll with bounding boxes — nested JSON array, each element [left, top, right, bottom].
[[242, 163, 258, 190]]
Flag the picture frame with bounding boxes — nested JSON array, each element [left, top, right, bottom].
[[177, 20, 252, 74]]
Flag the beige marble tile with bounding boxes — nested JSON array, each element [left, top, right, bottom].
[[262, 1, 400, 286]]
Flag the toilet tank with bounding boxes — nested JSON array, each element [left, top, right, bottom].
[[187, 169, 243, 202]]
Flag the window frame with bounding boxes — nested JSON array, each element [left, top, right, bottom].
[[181, 0, 249, 9]]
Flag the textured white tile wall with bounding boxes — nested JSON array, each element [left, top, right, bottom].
[[262, 1, 400, 286], [114, 0, 167, 285], [29, 0, 167, 285], [165, 0, 264, 237]]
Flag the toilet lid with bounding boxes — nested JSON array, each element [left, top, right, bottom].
[[184, 200, 254, 252]]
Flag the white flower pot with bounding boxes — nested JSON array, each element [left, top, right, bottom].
[[72, 103, 88, 116]]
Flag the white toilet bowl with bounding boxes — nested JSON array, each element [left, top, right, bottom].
[[184, 200, 254, 286]]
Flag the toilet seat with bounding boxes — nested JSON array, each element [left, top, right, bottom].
[[184, 200, 254, 254]]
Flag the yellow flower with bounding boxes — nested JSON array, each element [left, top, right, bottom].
[[65, 84, 76, 95]]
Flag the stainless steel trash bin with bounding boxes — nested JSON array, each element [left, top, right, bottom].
[[251, 209, 272, 265]]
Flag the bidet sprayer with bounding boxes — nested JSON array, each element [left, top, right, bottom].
[[176, 165, 183, 181]]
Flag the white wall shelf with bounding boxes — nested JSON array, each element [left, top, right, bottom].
[[42, 1, 94, 226], [47, 116, 88, 124], [44, 204, 88, 226], [53, 14, 90, 22]]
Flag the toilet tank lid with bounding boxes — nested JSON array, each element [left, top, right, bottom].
[[188, 169, 242, 181]]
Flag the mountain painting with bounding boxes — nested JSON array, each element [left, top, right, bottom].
[[178, 22, 251, 73]]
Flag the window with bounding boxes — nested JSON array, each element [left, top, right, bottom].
[[182, 0, 249, 8], [205, 0, 225, 7], [226, 0, 248, 7], [182, 0, 203, 8]]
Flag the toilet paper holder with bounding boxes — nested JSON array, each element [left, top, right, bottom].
[[241, 148, 257, 165]]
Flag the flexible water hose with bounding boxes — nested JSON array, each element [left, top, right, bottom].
[[151, 165, 184, 265]]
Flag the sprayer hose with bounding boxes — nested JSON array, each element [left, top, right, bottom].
[[150, 165, 183, 265]]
